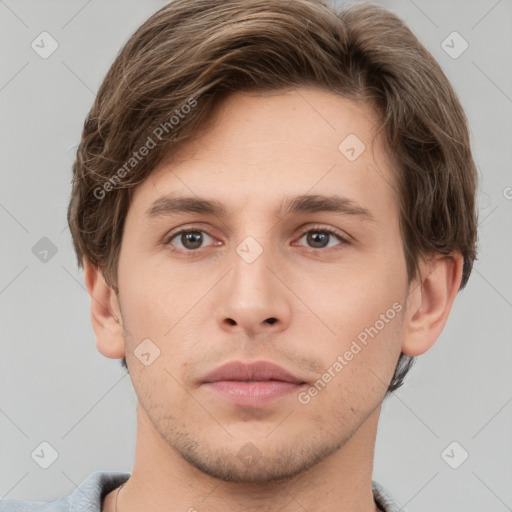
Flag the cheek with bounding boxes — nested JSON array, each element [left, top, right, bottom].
[[305, 254, 405, 337], [117, 250, 186, 340], [299, 308, 404, 424], [300, 253, 406, 388]]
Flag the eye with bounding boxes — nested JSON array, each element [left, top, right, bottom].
[[164, 225, 349, 254], [294, 226, 349, 250], [165, 229, 217, 252]]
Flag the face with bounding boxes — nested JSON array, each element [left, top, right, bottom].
[[115, 87, 410, 483]]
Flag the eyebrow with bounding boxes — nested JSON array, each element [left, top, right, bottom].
[[145, 193, 375, 222]]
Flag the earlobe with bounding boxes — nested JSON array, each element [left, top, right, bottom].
[[401, 253, 463, 357], [83, 258, 126, 359]]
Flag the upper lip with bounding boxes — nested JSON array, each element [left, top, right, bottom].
[[202, 361, 305, 384]]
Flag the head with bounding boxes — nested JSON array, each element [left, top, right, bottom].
[[68, 0, 477, 483]]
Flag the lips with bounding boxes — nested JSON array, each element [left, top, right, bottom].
[[201, 361, 306, 407], [202, 360, 305, 384]]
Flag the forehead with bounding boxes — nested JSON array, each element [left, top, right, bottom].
[[129, 88, 397, 224]]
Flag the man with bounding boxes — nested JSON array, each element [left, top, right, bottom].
[[0, 0, 477, 511]]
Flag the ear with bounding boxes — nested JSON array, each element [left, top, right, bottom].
[[83, 258, 126, 359], [401, 252, 463, 356]]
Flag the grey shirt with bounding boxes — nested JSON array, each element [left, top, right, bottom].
[[0, 472, 404, 511]]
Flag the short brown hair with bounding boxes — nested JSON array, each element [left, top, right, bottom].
[[67, 0, 478, 392]]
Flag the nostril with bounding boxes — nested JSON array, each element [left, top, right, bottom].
[[265, 317, 277, 324]]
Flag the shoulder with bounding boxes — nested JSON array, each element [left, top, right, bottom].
[[372, 480, 404, 512], [0, 471, 130, 512]]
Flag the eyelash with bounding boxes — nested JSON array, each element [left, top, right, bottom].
[[164, 225, 350, 254]]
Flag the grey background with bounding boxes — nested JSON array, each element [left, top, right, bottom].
[[1, 0, 511, 510]]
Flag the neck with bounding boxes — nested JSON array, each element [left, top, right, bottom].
[[107, 403, 381, 512]]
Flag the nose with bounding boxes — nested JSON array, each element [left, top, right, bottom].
[[216, 239, 292, 336]]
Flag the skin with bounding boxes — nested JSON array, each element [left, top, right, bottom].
[[84, 87, 463, 512]]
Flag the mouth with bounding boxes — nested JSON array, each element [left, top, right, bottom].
[[201, 360, 307, 407]]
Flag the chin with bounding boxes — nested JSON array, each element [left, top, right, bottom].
[[171, 434, 346, 484]]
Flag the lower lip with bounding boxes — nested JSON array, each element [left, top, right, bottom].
[[204, 380, 304, 407]]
